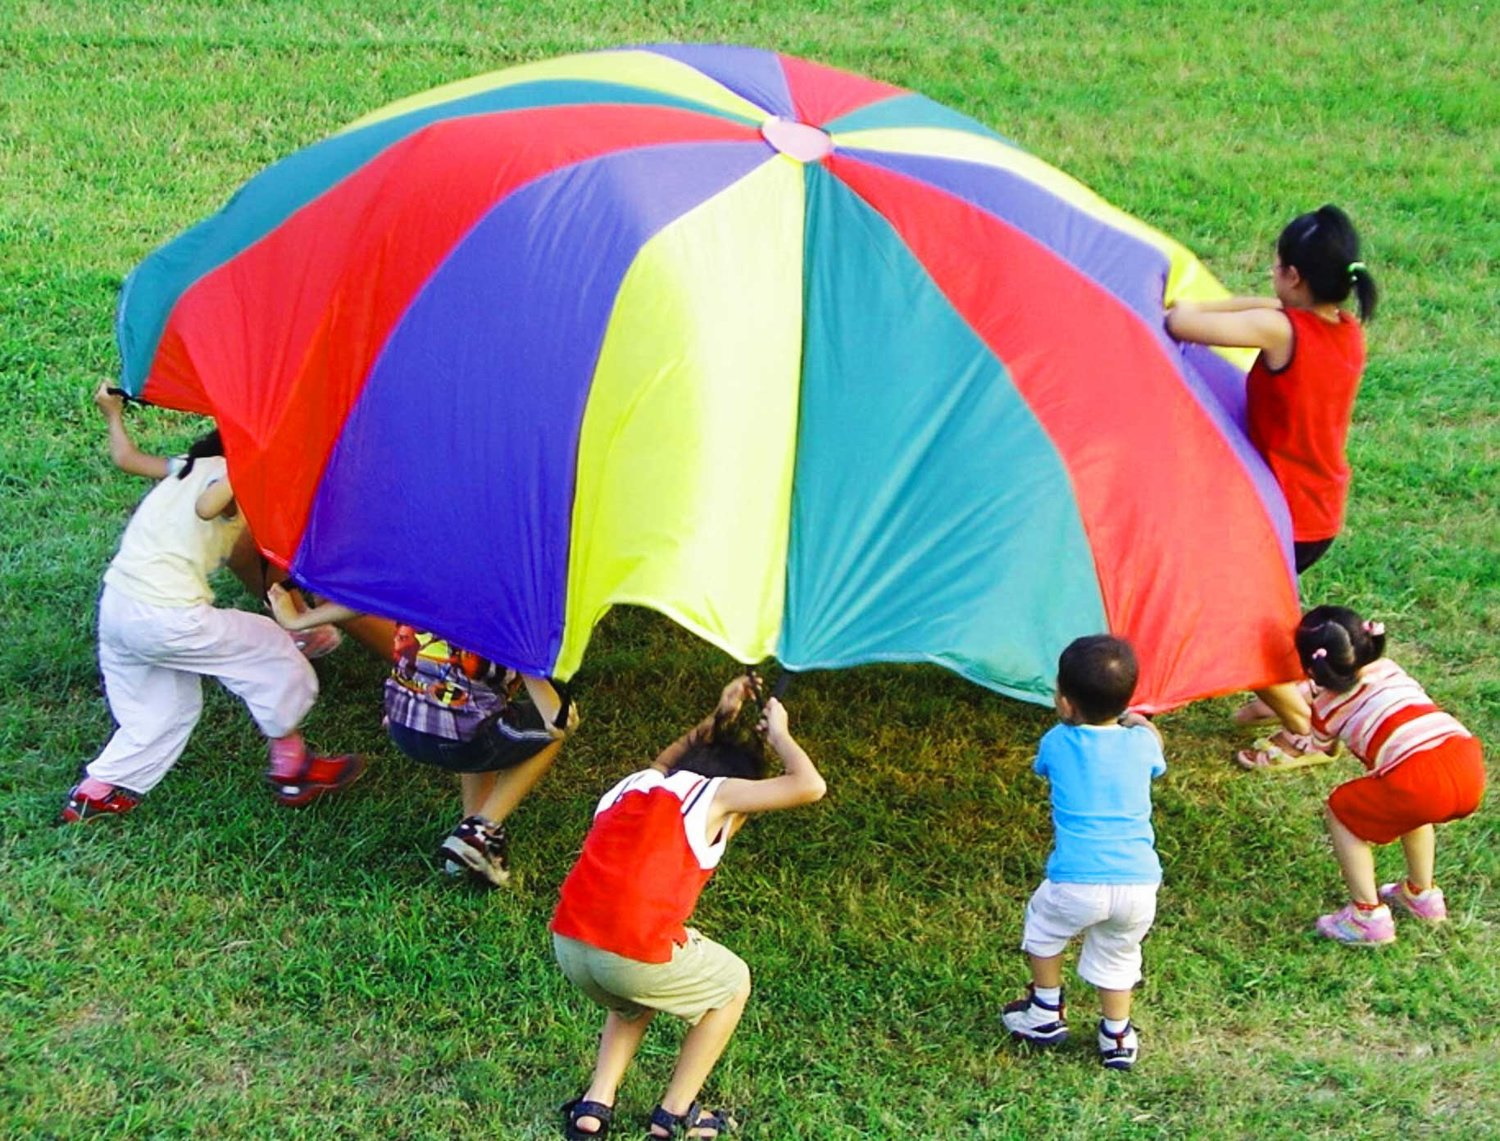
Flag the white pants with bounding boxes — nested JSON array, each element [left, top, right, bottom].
[[87, 586, 318, 794], [1020, 880, 1158, 991]]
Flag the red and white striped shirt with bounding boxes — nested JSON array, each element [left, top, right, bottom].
[[1311, 658, 1471, 775]]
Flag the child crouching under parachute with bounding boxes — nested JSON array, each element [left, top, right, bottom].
[[270, 587, 577, 886]]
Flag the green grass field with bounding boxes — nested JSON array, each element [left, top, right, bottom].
[[2, 2, 1498, 1137]]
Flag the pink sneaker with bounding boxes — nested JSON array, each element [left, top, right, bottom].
[[1379, 882, 1447, 922], [1315, 903, 1396, 945]]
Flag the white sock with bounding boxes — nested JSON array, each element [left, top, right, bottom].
[[1033, 986, 1062, 1008], [1102, 1016, 1130, 1035]]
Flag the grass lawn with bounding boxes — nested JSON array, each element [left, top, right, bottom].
[[2, 1, 1497, 1137]]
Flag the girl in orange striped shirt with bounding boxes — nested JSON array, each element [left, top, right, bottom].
[[1295, 606, 1486, 944]]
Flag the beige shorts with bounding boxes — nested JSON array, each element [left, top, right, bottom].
[[553, 929, 750, 1025]]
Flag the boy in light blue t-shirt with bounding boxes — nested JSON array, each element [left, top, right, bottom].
[[1001, 635, 1165, 1071]]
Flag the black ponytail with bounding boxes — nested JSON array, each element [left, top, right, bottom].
[[1294, 605, 1387, 693], [1276, 204, 1379, 322], [177, 428, 225, 479]]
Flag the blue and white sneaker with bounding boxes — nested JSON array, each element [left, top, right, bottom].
[[1001, 985, 1069, 1047], [1098, 1020, 1139, 1070]]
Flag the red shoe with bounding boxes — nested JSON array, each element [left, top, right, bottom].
[[59, 783, 141, 823], [267, 753, 366, 806]]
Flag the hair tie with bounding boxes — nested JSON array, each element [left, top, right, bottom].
[[1364, 620, 1385, 636], [1347, 261, 1367, 278], [1311, 647, 1329, 660]]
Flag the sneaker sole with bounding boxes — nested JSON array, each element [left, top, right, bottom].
[[438, 837, 510, 887], [1315, 922, 1395, 946], [1003, 1026, 1070, 1048]]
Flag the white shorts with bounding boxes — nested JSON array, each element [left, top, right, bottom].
[[1020, 880, 1158, 991]]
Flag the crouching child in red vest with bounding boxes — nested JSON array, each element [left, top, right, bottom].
[[551, 676, 826, 1140]]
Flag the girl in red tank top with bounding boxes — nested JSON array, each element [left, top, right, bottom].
[[1166, 205, 1380, 769]]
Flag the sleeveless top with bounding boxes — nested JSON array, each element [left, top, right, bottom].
[[551, 769, 728, 963], [1245, 307, 1365, 541]]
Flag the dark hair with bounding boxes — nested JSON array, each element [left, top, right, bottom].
[[670, 740, 768, 781], [177, 428, 225, 479], [1057, 634, 1138, 723], [668, 703, 769, 781], [1294, 605, 1386, 693], [1276, 204, 1378, 321]]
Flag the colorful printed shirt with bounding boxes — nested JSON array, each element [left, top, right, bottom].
[[382, 626, 510, 741], [1310, 658, 1471, 775]]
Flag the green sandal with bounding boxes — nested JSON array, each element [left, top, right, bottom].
[[1235, 731, 1340, 771]]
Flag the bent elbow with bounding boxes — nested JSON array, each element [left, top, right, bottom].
[[801, 775, 828, 804]]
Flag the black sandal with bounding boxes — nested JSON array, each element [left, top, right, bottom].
[[562, 1097, 614, 1140], [646, 1102, 734, 1139]]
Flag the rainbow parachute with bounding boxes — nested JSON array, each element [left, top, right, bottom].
[[116, 44, 1301, 709]]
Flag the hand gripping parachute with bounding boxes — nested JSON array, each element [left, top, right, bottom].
[[115, 43, 1302, 710]]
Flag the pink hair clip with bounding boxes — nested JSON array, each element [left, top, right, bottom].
[[1311, 648, 1329, 660], [1364, 620, 1385, 636]]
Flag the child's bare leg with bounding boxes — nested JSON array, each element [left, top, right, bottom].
[[1254, 683, 1311, 736], [1325, 804, 1379, 904], [656, 985, 751, 1127], [472, 740, 563, 822], [576, 1010, 656, 1132], [460, 771, 498, 817], [1028, 953, 1064, 989], [1398, 825, 1436, 891], [1098, 988, 1133, 1022]]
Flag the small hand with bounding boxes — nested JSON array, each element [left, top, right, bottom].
[[758, 697, 790, 745], [717, 675, 754, 718], [1118, 711, 1152, 729], [94, 379, 125, 418]]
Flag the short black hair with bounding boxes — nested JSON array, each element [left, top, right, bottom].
[[1057, 635, 1138, 723]]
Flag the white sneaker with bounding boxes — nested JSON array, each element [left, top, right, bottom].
[[1001, 986, 1069, 1046], [1098, 1021, 1139, 1070]]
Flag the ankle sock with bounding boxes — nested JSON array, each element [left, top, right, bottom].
[[1353, 899, 1382, 914], [75, 776, 117, 799], [1102, 1017, 1130, 1036], [1033, 986, 1062, 1008], [1406, 879, 1433, 896], [267, 732, 308, 778]]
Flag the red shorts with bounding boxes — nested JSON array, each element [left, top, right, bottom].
[[1327, 735, 1486, 844]]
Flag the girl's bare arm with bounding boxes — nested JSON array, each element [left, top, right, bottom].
[[95, 380, 171, 479]]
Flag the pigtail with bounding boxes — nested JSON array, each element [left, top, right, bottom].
[[1347, 259, 1379, 323], [1295, 605, 1385, 693], [177, 428, 225, 479]]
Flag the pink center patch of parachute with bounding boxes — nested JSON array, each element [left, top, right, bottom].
[[760, 117, 833, 162]]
